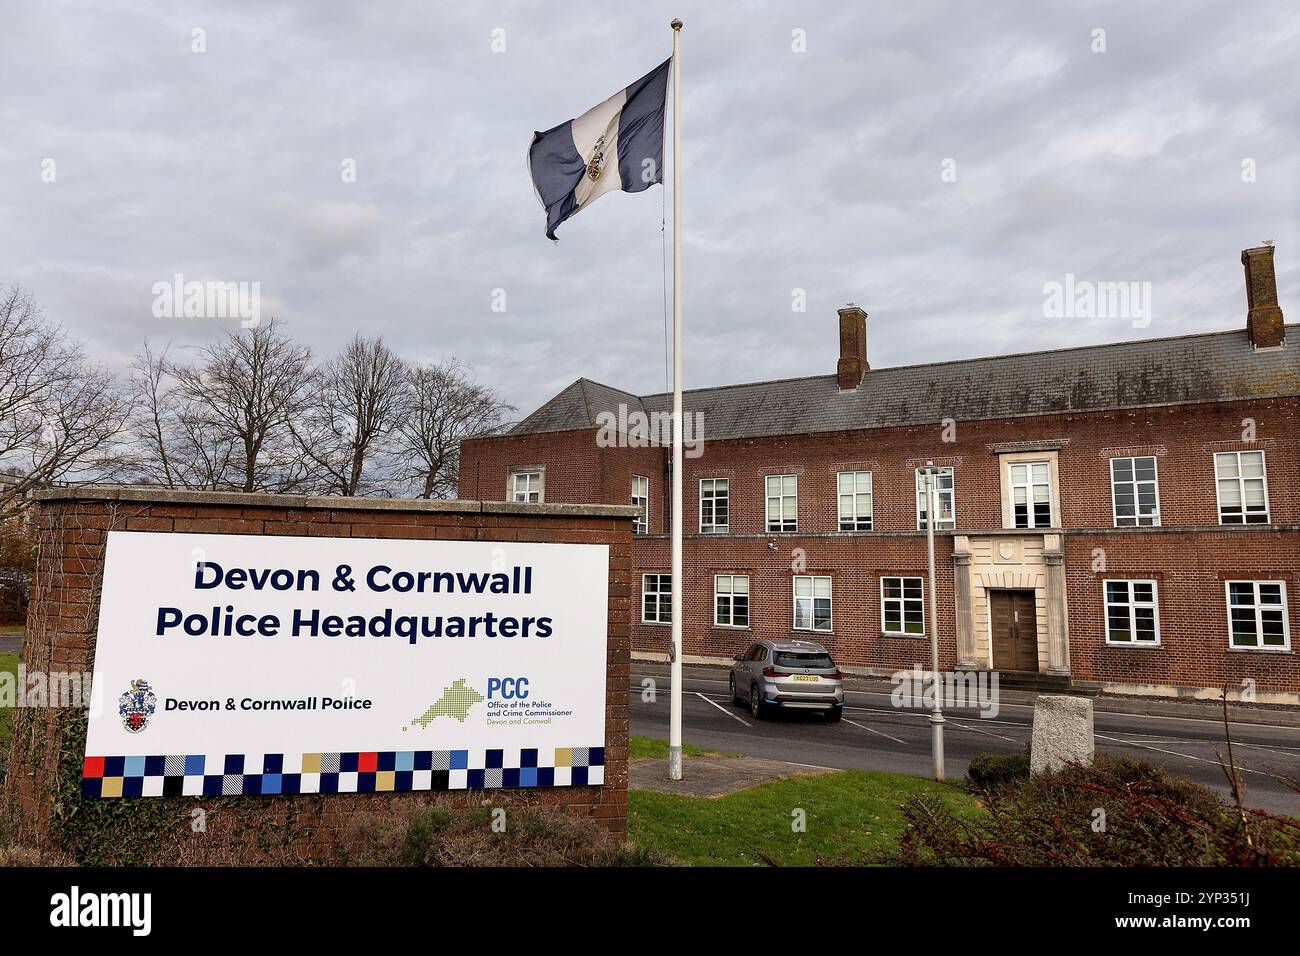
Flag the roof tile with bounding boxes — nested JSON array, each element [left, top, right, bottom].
[[511, 327, 1298, 440]]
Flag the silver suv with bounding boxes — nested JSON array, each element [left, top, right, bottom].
[[729, 639, 844, 720]]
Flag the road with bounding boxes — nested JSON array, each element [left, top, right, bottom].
[[629, 666, 1300, 815]]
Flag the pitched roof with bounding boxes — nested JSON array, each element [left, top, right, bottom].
[[510, 326, 1300, 442], [512, 377, 645, 434]]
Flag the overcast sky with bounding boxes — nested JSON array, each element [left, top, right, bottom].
[[3, 1, 1297, 416]]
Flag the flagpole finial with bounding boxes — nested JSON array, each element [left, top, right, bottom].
[[671, 18, 682, 30]]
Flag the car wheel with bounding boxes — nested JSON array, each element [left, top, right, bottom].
[[826, 708, 843, 723], [750, 684, 765, 719], [729, 673, 741, 706]]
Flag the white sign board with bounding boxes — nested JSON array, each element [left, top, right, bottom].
[[82, 531, 609, 799]]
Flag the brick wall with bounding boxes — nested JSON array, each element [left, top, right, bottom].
[[630, 532, 959, 673], [1065, 530, 1300, 693], [460, 429, 670, 534], [459, 397, 1300, 693], [1, 489, 634, 862]]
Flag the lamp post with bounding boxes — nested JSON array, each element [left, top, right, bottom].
[[919, 460, 946, 782]]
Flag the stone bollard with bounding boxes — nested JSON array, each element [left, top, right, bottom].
[[1029, 694, 1094, 775]]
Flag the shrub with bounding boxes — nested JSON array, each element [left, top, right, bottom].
[[398, 803, 457, 864], [966, 753, 1030, 789], [885, 754, 1300, 866]]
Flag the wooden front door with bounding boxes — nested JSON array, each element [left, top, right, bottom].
[[990, 590, 1039, 671]]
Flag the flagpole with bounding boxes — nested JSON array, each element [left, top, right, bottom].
[[668, 17, 684, 782]]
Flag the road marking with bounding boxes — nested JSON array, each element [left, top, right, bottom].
[[1099, 731, 1300, 756], [1110, 737, 1185, 744], [683, 694, 1297, 758], [629, 672, 1297, 731], [842, 718, 906, 744], [695, 692, 751, 727], [1093, 732, 1266, 776], [691, 694, 919, 739], [642, 686, 1292, 776], [699, 693, 1029, 735], [1219, 741, 1300, 756], [843, 703, 1025, 729], [945, 718, 1024, 744], [1095, 734, 1300, 759]]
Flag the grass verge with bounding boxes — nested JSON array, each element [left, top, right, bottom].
[[0, 652, 17, 755], [628, 762, 982, 866], [628, 735, 722, 761]]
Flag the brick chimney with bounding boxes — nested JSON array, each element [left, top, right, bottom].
[[1242, 245, 1285, 349], [836, 304, 868, 390]]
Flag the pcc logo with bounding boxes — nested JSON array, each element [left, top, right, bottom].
[[487, 676, 529, 699]]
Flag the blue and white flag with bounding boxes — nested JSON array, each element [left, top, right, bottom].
[[528, 58, 671, 240]]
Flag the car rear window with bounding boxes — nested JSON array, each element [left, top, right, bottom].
[[774, 651, 835, 669]]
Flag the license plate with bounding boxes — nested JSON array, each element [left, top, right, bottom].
[[792, 674, 819, 682]]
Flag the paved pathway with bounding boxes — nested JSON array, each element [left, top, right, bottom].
[[629, 754, 831, 798]]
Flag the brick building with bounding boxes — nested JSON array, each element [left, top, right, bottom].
[[461, 246, 1299, 703]]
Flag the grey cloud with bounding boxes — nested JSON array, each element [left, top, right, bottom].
[[0, 0, 1296, 418]]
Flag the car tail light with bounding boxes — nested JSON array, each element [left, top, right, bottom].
[[828, 668, 842, 680], [761, 666, 776, 678]]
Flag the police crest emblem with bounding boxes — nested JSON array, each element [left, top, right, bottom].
[[119, 679, 157, 734]]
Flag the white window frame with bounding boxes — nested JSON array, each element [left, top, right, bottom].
[[1110, 456, 1161, 527], [1224, 580, 1291, 651], [915, 467, 955, 531], [1103, 579, 1161, 646], [509, 469, 542, 503], [699, 478, 729, 534], [766, 474, 798, 532], [1215, 451, 1270, 525], [714, 574, 750, 629], [881, 575, 926, 636], [837, 470, 873, 531], [792, 575, 832, 632], [1008, 460, 1053, 529], [631, 475, 649, 535], [641, 573, 672, 625]]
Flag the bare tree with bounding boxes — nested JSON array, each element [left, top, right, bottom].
[[169, 319, 315, 493], [0, 288, 514, 510], [126, 341, 238, 490], [295, 335, 406, 496], [126, 342, 179, 487], [0, 287, 129, 519], [393, 359, 513, 499]]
